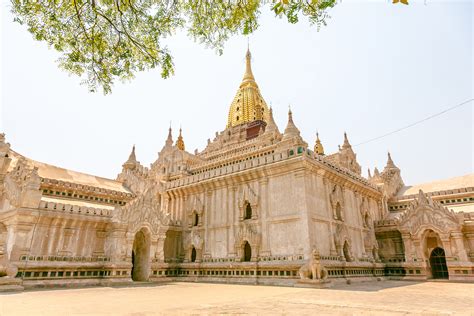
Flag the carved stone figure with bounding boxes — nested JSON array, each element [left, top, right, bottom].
[[299, 250, 328, 280]]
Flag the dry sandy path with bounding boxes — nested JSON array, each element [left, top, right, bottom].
[[0, 281, 473, 315]]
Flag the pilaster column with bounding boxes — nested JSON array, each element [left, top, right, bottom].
[[106, 228, 127, 263], [204, 191, 212, 257], [451, 232, 468, 261], [465, 233, 474, 258], [259, 178, 270, 256], [228, 187, 237, 257], [440, 235, 453, 257], [412, 238, 424, 263], [401, 232, 414, 262], [154, 232, 167, 262]]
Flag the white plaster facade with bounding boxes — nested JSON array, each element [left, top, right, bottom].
[[0, 51, 472, 290]]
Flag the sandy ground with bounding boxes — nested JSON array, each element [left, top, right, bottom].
[[0, 281, 473, 315]]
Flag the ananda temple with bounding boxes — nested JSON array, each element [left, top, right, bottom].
[[0, 49, 473, 290]]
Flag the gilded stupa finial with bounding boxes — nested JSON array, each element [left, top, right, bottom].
[[176, 127, 185, 151], [314, 132, 324, 155], [226, 47, 269, 128], [243, 45, 254, 82]]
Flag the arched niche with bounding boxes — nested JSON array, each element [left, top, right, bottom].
[[131, 228, 151, 282]]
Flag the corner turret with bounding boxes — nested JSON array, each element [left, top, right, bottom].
[[333, 132, 361, 175], [369, 152, 404, 198]]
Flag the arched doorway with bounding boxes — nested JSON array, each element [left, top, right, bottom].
[[243, 241, 252, 262], [191, 247, 197, 263], [343, 240, 352, 262], [131, 229, 151, 281], [430, 247, 449, 279]]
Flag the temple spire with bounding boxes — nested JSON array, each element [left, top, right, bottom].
[[123, 145, 138, 169], [264, 107, 280, 135], [387, 152, 396, 167], [165, 126, 173, 147], [282, 107, 301, 141], [226, 48, 269, 128], [384, 151, 399, 171], [128, 145, 136, 163], [342, 132, 351, 149], [243, 46, 255, 82], [176, 127, 185, 151]]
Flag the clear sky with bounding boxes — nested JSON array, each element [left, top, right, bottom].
[[1, 0, 472, 186]]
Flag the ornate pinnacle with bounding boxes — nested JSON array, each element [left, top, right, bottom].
[[123, 145, 138, 169], [243, 46, 254, 81], [165, 126, 173, 147], [176, 128, 185, 151], [314, 132, 324, 155], [342, 132, 351, 149]]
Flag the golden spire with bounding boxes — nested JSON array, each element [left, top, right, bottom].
[[314, 132, 325, 155], [226, 47, 270, 128], [176, 127, 185, 151], [243, 47, 255, 82]]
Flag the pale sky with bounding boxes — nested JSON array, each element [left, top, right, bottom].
[[1, 0, 472, 186]]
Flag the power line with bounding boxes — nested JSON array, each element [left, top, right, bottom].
[[353, 98, 473, 147]]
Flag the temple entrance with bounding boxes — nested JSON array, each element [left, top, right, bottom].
[[343, 240, 352, 262], [131, 229, 151, 281], [243, 241, 252, 262], [430, 247, 449, 279], [191, 247, 197, 263]]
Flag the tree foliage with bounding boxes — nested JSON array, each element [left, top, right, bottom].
[[11, 0, 337, 94]]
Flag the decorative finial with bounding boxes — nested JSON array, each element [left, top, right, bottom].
[[129, 144, 136, 161], [265, 105, 280, 135], [282, 106, 301, 140], [368, 168, 372, 178], [314, 132, 324, 155], [123, 144, 138, 169], [393, 0, 409, 5], [342, 131, 351, 149], [243, 45, 254, 81], [176, 127, 185, 151], [386, 151, 397, 169], [165, 125, 173, 147]]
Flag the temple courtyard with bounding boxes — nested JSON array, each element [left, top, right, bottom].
[[0, 281, 472, 315]]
